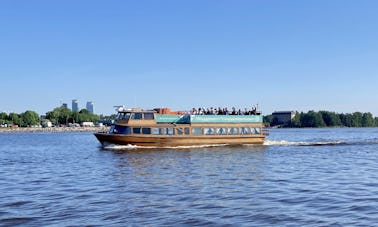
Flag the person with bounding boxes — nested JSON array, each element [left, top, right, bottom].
[[244, 108, 249, 115], [231, 107, 236, 115], [198, 107, 204, 115], [224, 107, 229, 115], [252, 106, 257, 115], [217, 107, 223, 115], [191, 108, 197, 115]]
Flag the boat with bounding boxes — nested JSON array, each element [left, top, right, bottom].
[[94, 107, 267, 147]]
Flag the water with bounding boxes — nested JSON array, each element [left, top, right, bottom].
[[1, 128, 378, 226]]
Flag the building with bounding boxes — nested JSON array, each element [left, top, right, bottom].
[[72, 99, 79, 112], [62, 103, 68, 109], [272, 111, 296, 124], [86, 101, 94, 114]]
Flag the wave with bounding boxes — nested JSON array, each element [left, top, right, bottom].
[[103, 144, 139, 150], [103, 138, 378, 150], [264, 138, 378, 146], [263, 140, 346, 146]]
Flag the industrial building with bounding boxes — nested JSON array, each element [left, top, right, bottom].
[[272, 111, 296, 124]]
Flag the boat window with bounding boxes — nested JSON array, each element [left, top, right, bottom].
[[177, 128, 183, 135], [142, 128, 151, 134], [131, 113, 143, 120], [152, 128, 160, 135], [166, 128, 174, 135], [184, 128, 190, 135], [216, 128, 227, 135], [228, 127, 239, 135], [133, 127, 141, 134], [240, 127, 250, 134], [122, 113, 131, 120], [144, 113, 154, 120], [159, 128, 166, 135], [114, 126, 131, 134], [192, 127, 202, 135], [117, 113, 131, 120], [109, 125, 115, 133], [251, 128, 261, 134], [255, 128, 261, 134], [204, 128, 215, 135]]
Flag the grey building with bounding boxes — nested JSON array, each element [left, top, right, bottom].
[[86, 101, 94, 114], [272, 111, 296, 124], [72, 99, 79, 112]]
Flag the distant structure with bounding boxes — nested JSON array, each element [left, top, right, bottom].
[[86, 101, 94, 114], [272, 111, 296, 124], [72, 99, 79, 112], [62, 103, 68, 109]]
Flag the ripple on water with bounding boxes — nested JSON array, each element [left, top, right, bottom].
[[0, 130, 378, 226]]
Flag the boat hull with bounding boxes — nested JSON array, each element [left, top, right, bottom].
[[94, 132, 265, 147]]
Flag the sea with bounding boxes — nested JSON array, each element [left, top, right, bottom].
[[0, 128, 378, 226]]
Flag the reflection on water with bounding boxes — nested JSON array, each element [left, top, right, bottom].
[[1, 129, 378, 226]]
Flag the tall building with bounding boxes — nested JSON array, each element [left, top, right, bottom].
[[86, 101, 94, 114], [72, 99, 79, 112], [62, 103, 68, 109]]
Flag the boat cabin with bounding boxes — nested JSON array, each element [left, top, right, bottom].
[[111, 108, 265, 137]]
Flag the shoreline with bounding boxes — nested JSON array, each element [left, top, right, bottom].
[[0, 126, 110, 133]]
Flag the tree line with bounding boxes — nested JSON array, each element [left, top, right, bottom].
[[0, 107, 104, 127], [264, 111, 378, 128]]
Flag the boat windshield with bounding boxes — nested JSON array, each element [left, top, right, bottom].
[[117, 112, 131, 120]]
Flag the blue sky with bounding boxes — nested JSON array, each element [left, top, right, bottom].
[[1, 0, 378, 116]]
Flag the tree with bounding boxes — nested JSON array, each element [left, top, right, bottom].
[[0, 112, 8, 120], [339, 113, 352, 127], [263, 115, 273, 126], [46, 107, 73, 125], [78, 109, 99, 123], [9, 113, 23, 126], [351, 112, 363, 127], [362, 112, 375, 127], [301, 111, 326, 127], [289, 112, 302, 127], [21, 110, 40, 127], [0, 112, 10, 126], [320, 111, 342, 127]]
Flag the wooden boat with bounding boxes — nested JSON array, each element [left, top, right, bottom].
[[95, 107, 267, 147]]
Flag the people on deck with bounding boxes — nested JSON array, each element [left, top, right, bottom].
[[190, 106, 260, 115]]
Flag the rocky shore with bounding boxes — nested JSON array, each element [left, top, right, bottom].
[[0, 126, 110, 133]]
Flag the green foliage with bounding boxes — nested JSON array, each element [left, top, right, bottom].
[[0, 112, 12, 125], [300, 111, 326, 127], [1, 107, 101, 127], [21, 110, 40, 126], [46, 107, 99, 125], [0, 112, 8, 120], [78, 109, 99, 123], [362, 112, 375, 127], [9, 113, 23, 126], [265, 110, 378, 128], [320, 111, 342, 127]]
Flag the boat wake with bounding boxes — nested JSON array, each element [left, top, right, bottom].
[[263, 140, 346, 146], [264, 138, 378, 146], [102, 139, 378, 150]]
